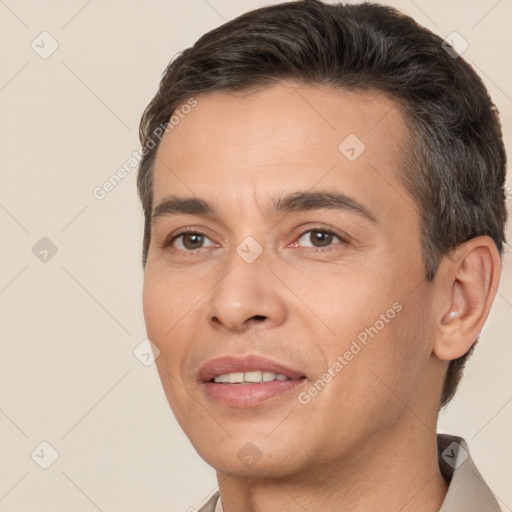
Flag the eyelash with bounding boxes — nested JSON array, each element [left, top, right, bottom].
[[160, 226, 348, 253]]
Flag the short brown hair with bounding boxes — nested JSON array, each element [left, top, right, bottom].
[[137, 0, 508, 406]]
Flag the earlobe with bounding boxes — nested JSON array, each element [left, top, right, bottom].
[[433, 236, 501, 362]]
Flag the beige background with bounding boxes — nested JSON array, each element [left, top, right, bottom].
[[0, 0, 510, 511]]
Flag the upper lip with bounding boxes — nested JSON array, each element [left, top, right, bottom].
[[198, 355, 306, 382]]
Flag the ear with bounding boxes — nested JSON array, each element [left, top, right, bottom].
[[433, 236, 501, 361]]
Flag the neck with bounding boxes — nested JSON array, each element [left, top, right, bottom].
[[216, 422, 448, 512]]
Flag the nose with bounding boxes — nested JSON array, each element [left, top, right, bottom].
[[207, 249, 288, 333]]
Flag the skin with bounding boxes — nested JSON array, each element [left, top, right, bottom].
[[142, 82, 500, 511]]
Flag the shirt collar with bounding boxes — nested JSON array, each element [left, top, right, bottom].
[[437, 434, 500, 511]]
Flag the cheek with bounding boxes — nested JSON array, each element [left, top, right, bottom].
[[142, 273, 168, 338], [142, 271, 195, 370], [290, 264, 396, 345], [143, 268, 200, 331], [354, 294, 433, 406], [143, 272, 202, 421], [305, 267, 428, 393]]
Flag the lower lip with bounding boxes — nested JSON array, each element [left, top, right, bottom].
[[203, 379, 305, 408]]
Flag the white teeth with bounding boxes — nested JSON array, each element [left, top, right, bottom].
[[263, 371, 276, 382], [228, 372, 244, 383], [213, 371, 292, 383], [244, 371, 263, 383]]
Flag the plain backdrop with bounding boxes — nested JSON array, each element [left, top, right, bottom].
[[0, 1, 511, 511]]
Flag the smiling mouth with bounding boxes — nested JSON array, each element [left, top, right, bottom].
[[204, 371, 306, 408], [211, 370, 294, 383], [198, 354, 307, 407]]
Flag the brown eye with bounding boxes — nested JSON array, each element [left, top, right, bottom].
[[182, 233, 204, 249], [171, 232, 215, 251], [297, 230, 342, 248]]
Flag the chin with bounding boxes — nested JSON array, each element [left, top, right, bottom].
[[191, 435, 307, 479]]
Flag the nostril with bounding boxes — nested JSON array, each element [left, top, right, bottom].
[[251, 315, 267, 322]]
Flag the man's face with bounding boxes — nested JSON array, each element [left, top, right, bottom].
[[143, 83, 441, 477]]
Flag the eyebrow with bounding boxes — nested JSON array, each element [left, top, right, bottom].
[[151, 191, 377, 224], [273, 191, 377, 222]]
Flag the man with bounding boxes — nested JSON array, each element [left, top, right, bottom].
[[136, 1, 507, 510]]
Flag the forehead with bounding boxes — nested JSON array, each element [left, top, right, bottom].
[[151, 82, 412, 220]]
